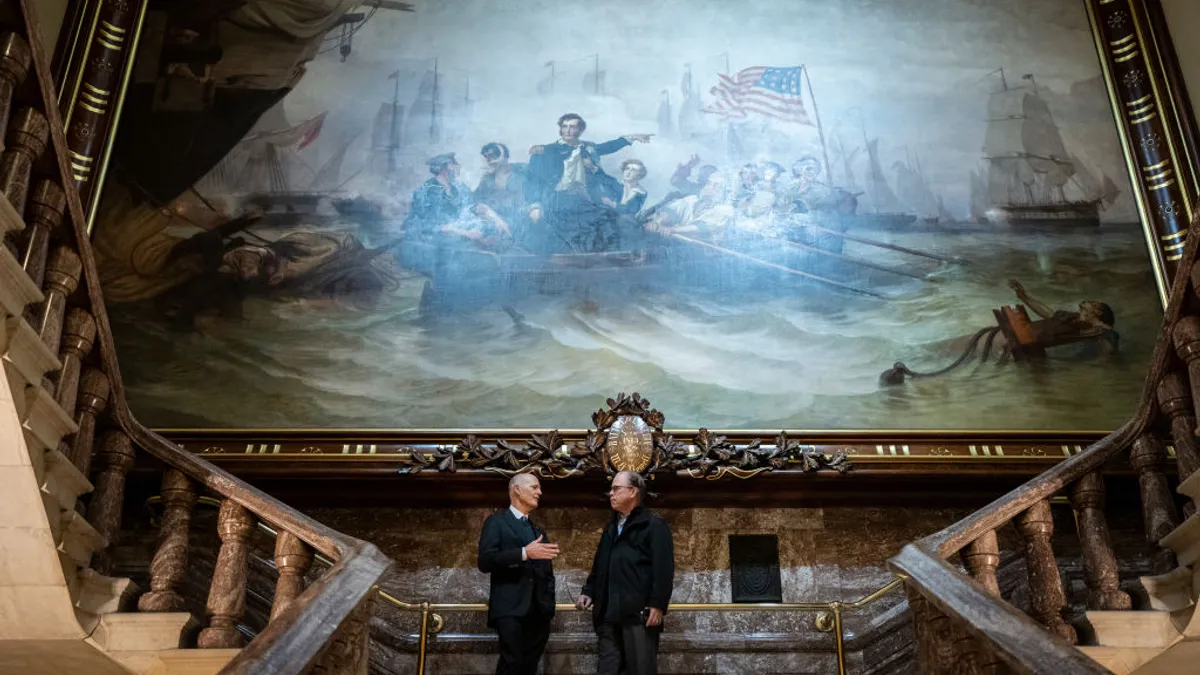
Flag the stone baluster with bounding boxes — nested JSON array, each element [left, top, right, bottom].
[[0, 107, 49, 214], [1130, 434, 1182, 574], [19, 180, 65, 289], [270, 530, 314, 623], [1158, 372, 1200, 515], [65, 368, 108, 475], [138, 470, 196, 612], [310, 595, 375, 675], [85, 431, 136, 573], [959, 531, 1009, 674], [36, 246, 82, 355], [1173, 316, 1200, 428], [961, 529, 1002, 598], [0, 33, 31, 144], [197, 499, 255, 649], [55, 308, 96, 415], [1015, 499, 1076, 643], [904, 585, 959, 672], [1070, 473, 1133, 610]]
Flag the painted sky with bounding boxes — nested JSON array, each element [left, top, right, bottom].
[[277, 0, 1134, 220]]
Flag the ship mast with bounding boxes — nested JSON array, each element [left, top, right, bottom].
[[430, 57, 439, 141], [388, 72, 400, 173]]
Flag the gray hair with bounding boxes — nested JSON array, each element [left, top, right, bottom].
[[614, 470, 646, 504], [509, 473, 536, 493]]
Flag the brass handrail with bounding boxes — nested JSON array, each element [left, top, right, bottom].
[[149, 496, 906, 674], [377, 577, 907, 675]]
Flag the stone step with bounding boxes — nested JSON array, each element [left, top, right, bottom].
[[90, 612, 196, 652], [108, 649, 241, 675], [1130, 640, 1200, 674], [1086, 610, 1183, 648], [2, 315, 61, 391], [42, 447, 93, 514], [0, 243, 43, 317], [1139, 567, 1195, 612], [74, 569, 140, 633], [58, 508, 107, 569], [1178, 471, 1200, 503], [1159, 514, 1200, 567], [1078, 646, 1162, 674], [21, 384, 76, 452]]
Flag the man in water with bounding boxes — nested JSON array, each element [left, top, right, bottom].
[[1007, 279, 1119, 353]]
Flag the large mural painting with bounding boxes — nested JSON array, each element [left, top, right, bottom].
[[93, 0, 1162, 430]]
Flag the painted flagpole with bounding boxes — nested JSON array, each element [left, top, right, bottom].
[[802, 64, 833, 185]]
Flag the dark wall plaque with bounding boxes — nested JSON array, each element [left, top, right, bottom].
[[729, 534, 783, 603]]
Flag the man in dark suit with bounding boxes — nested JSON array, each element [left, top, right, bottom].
[[477, 473, 560, 675], [575, 471, 675, 675]]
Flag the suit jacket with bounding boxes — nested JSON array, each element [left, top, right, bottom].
[[477, 508, 556, 627]]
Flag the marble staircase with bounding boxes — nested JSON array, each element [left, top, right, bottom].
[[1075, 470, 1200, 673]]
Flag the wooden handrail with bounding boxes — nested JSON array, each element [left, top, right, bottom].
[[890, 216, 1200, 670], [891, 545, 1109, 675], [16, 1, 394, 669]]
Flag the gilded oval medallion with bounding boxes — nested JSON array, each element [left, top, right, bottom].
[[606, 415, 653, 473]]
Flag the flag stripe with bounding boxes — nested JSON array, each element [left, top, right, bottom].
[[703, 65, 812, 126]]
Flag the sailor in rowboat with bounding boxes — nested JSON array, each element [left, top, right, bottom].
[[524, 113, 651, 252]]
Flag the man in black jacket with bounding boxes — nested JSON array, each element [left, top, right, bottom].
[[477, 473, 560, 675], [575, 471, 675, 675]]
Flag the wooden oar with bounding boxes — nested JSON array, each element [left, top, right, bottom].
[[668, 233, 889, 300], [802, 224, 967, 265], [784, 239, 930, 282]]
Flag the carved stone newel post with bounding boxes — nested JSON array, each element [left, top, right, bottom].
[[1070, 473, 1133, 610], [198, 499, 255, 648], [270, 530, 313, 623], [36, 246, 82, 353], [66, 367, 108, 475], [1015, 499, 1076, 643], [55, 308, 96, 414], [138, 470, 196, 612], [1130, 434, 1182, 573], [86, 431, 136, 573]]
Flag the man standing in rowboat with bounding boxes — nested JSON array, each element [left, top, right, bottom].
[[524, 113, 652, 252]]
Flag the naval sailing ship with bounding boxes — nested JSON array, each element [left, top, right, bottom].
[[979, 71, 1119, 227]]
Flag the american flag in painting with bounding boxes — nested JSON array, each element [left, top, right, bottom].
[[705, 66, 813, 126]]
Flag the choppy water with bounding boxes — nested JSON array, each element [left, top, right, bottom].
[[109, 222, 1162, 431]]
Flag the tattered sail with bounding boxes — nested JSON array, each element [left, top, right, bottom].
[[405, 69, 443, 144], [583, 69, 606, 95], [201, 111, 327, 195], [678, 66, 703, 138], [864, 139, 906, 214], [892, 161, 939, 219], [309, 137, 355, 191], [657, 92, 674, 138], [830, 135, 860, 191]]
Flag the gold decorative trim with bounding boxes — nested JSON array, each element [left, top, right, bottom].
[[68, 151, 93, 164], [1162, 228, 1187, 242]]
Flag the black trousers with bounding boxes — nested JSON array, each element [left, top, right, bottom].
[[494, 613, 552, 675], [596, 622, 660, 675]]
